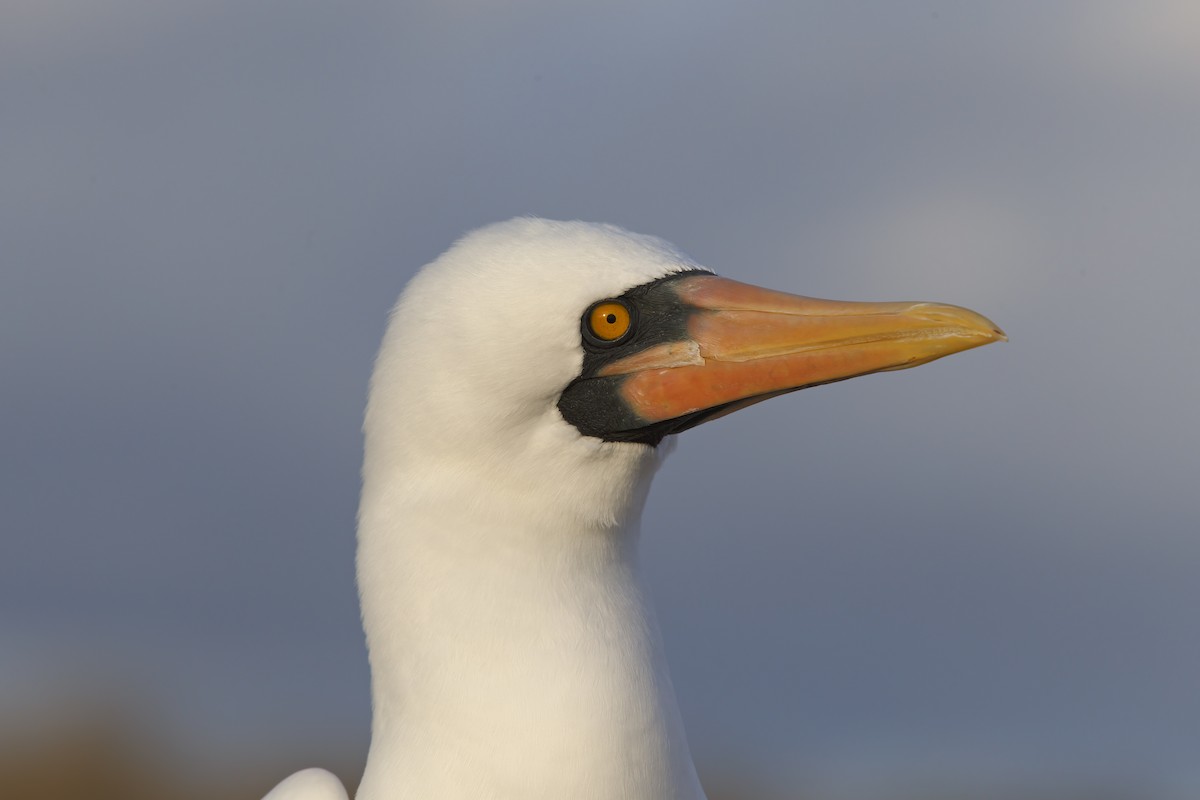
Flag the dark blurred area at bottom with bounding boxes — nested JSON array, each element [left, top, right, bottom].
[[0, 705, 1151, 800]]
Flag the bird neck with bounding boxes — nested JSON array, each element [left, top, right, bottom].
[[354, 451, 706, 800]]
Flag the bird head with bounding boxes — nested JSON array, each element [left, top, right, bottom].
[[363, 218, 1003, 529]]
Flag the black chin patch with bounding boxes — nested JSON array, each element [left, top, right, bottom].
[[557, 270, 712, 447], [559, 383, 746, 446]]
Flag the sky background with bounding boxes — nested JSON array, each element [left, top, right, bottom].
[[3, 1, 1199, 797]]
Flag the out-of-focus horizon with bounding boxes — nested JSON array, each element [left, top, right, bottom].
[[3, 1, 1199, 798]]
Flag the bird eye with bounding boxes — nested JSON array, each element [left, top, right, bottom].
[[584, 300, 633, 344]]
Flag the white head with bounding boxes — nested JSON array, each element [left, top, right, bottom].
[[363, 218, 705, 532]]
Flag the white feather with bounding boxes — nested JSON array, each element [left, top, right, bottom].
[[273, 219, 711, 800], [262, 768, 349, 800]]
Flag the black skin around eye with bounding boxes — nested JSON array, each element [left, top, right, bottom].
[[560, 270, 718, 445], [576, 271, 705, 372]]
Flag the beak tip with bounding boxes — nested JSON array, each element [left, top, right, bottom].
[[954, 306, 1006, 345]]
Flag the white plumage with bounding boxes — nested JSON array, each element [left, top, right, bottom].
[[263, 218, 1003, 800], [263, 768, 350, 800]]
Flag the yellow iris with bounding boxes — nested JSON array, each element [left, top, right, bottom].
[[587, 301, 631, 342]]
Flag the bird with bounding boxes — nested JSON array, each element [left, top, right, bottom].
[[262, 218, 1004, 800]]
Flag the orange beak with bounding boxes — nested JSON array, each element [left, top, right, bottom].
[[601, 274, 1005, 426]]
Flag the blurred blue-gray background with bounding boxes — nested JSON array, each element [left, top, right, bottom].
[[3, 2, 1198, 797]]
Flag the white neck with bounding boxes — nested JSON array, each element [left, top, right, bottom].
[[354, 440, 706, 800]]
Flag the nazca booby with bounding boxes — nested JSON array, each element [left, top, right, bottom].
[[263, 218, 1004, 800]]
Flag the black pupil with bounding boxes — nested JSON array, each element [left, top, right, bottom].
[[605, 313, 617, 324]]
